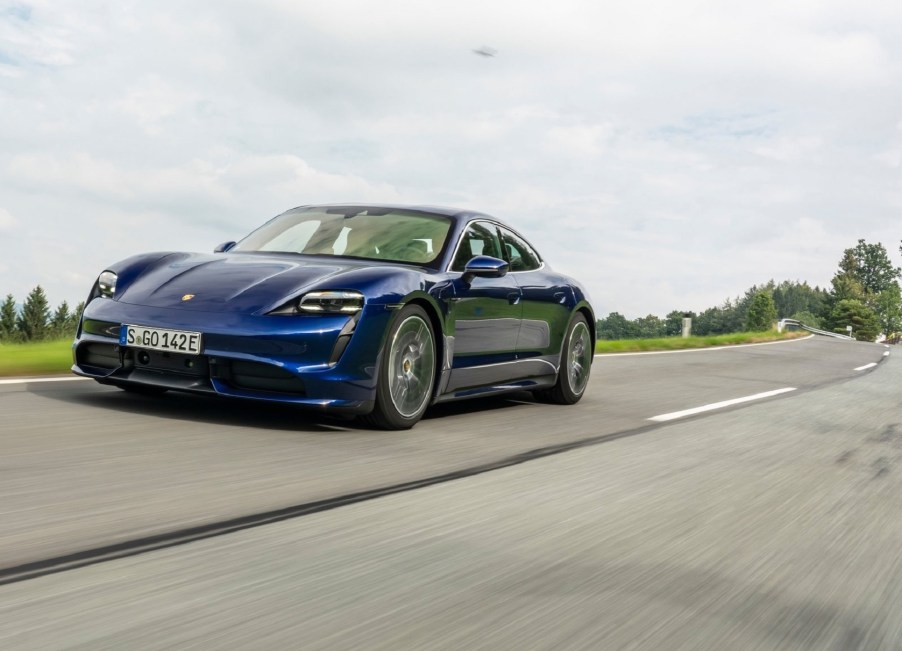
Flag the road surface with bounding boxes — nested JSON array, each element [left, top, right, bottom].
[[1, 336, 899, 649]]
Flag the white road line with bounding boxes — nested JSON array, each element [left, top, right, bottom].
[[595, 335, 814, 358], [855, 363, 878, 371], [884, 351, 890, 357], [648, 387, 797, 422], [0, 376, 89, 385]]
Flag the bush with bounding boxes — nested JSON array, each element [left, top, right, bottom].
[[789, 310, 822, 329], [745, 291, 777, 331], [827, 299, 880, 341]]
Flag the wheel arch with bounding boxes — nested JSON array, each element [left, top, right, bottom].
[[576, 304, 596, 349], [403, 296, 444, 399]]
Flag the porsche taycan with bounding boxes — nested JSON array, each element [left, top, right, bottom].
[[73, 204, 595, 429]]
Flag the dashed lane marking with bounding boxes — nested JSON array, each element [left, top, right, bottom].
[[648, 387, 797, 422]]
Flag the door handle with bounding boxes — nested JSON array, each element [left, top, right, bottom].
[[507, 292, 520, 305]]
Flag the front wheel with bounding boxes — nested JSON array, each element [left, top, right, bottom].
[[535, 313, 593, 405], [362, 304, 436, 430]]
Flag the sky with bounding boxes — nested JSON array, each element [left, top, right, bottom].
[[1, 0, 901, 319]]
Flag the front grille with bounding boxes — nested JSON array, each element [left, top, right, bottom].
[[78, 339, 306, 398], [77, 342, 120, 370], [128, 349, 208, 377]]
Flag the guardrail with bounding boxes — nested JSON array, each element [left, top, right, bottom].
[[778, 319, 855, 340]]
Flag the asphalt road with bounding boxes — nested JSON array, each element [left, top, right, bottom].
[[1, 336, 899, 649]]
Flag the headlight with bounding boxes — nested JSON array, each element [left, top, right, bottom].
[[268, 290, 366, 315], [298, 291, 364, 314], [97, 271, 117, 298]]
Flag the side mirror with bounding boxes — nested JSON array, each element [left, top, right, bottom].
[[462, 255, 509, 284], [214, 241, 236, 253]]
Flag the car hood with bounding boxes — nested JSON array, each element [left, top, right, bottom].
[[117, 253, 364, 313]]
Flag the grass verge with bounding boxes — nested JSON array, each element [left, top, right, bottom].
[[595, 330, 808, 354], [0, 339, 73, 377]]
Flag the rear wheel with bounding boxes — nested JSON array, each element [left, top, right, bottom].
[[363, 305, 436, 430], [535, 313, 592, 405]]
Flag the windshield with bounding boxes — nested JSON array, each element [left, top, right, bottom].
[[233, 206, 453, 266]]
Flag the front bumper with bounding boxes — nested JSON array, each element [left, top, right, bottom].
[[72, 298, 393, 414]]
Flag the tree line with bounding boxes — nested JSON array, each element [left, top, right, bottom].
[[0, 286, 84, 343], [598, 239, 902, 343]]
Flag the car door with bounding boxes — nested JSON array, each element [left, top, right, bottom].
[[444, 221, 523, 392], [497, 226, 573, 374]]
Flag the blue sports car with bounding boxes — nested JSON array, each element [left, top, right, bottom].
[[73, 204, 595, 429]]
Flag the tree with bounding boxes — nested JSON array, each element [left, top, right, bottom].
[[0, 294, 16, 341], [68, 301, 85, 333], [829, 249, 867, 304], [825, 240, 901, 332], [828, 239, 899, 305], [694, 306, 726, 335], [829, 273, 866, 306], [16, 286, 50, 341], [50, 301, 72, 339], [848, 239, 900, 295], [827, 299, 880, 342], [716, 296, 745, 334], [874, 282, 902, 336], [745, 291, 777, 331], [773, 280, 827, 320], [597, 312, 638, 340]]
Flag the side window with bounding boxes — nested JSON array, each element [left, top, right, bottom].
[[450, 222, 503, 271], [499, 227, 541, 272]]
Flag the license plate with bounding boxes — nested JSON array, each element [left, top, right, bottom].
[[120, 325, 203, 354]]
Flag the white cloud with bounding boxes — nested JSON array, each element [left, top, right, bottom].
[[753, 137, 823, 162], [2, 0, 902, 315], [7, 152, 232, 205], [0, 207, 16, 231], [113, 76, 199, 135], [544, 124, 614, 158], [875, 150, 902, 168], [6, 151, 399, 211]]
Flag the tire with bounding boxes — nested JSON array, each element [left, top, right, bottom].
[[362, 304, 436, 430], [536, 313, 593, 405]]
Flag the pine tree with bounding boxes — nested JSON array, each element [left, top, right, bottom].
[[67, 301, 85, 333], [0, 294, 17, 341], [16, 286, 50, 341], [50, 301, 72, 339], [827, 299, 880, 341]]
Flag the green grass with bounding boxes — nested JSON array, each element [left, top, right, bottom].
[[0, 339, 73, 377], [595, 330, 808, 354], [0, 330, 809, 377]]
